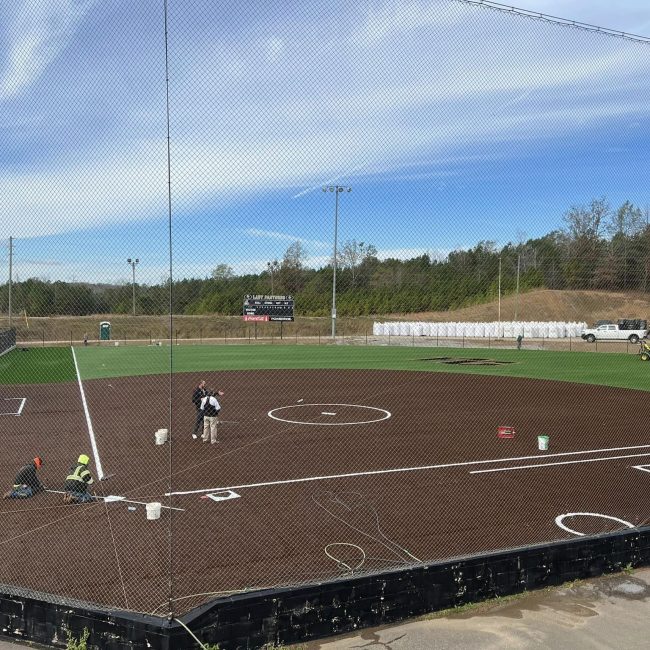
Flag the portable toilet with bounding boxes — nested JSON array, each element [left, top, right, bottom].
[[99, 321, 111, 341]]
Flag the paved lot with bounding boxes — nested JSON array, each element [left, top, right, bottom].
[[307, 567, 650, 650]]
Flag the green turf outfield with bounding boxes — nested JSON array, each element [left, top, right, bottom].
[[1, 344, 648, 391], [0, 347, 76, 384], [69, 344, 650, 391]]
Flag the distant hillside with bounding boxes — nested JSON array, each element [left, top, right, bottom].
[[387, 290, 650, 324]]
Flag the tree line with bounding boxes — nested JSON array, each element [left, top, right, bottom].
[[1, 197, 649, 318]]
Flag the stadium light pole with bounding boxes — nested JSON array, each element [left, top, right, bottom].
[[323, 185, 351, 339], [127, 258, 140, 316], [8, 236, 13, 329], [267, 260, 279, 294]]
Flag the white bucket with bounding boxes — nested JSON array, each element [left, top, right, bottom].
[[146, 502, 162, 520], [538, 435, 550, 451], [155, 429, 168, 445]]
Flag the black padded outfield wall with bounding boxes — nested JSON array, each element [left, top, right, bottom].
[[0, 328, 15, 357], [1, 527, 649, 650]]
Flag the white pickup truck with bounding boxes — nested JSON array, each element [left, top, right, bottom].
[[581, 323, 648, 343]]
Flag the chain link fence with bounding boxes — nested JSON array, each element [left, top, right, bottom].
[[0, 0, 649, 632]]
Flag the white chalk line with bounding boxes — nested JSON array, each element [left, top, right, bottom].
[[555, 513, 635, 537], [71, 347, 105, 480], [0, 397, 26, 416], [45, 489, 184, 511], [166, 443, 650, 496], [469, 452, 650, 474], [268, 403, 392, 426], [16, 397, 26, 416]]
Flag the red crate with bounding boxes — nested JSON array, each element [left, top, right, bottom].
[[497, 426, 515, 439]]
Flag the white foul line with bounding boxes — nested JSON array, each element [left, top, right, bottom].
[[71, 347, 105, 480], [166, 443, 650, 497], [469, 452, 650, 474], [45, 489, 184, 511]]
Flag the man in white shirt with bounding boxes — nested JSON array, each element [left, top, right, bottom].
[[201, 390, 224, 444]]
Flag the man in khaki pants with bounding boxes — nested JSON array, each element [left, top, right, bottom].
[[200, 390, 224, 444]]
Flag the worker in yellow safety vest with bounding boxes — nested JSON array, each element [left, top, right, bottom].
[[63, 454, 96, 504]]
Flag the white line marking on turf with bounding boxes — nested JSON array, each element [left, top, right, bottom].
[[45, 489, 185, 511], [555, 513, 635, 537], [16, 397, 26, 416], [268, 403, 391, 426], [166, 443, 650, 497], [469, 452, 650, 474], [322, 412, 336, 416], [71, 346, 105, 480], [633, 465, 650, 474], [0, 398, 26, 416]]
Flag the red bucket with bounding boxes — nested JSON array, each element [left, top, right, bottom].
[[497, 426, 515, 439]]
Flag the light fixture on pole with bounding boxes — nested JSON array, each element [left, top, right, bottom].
[[126, 258, 140, 316], [322, 185, 352, 338]]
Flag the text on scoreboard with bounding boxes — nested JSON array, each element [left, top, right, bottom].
[[243, 295, 294, 321]]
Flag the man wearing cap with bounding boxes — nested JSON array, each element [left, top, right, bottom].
[[3, 457, 46, 499], [191, 379, 208, 439], [63, 454, 96, 504]]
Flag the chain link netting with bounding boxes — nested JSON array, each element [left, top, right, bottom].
[[0, 0, 649, 622]]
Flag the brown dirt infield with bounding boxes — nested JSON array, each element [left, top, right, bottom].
[[0, 370, 648, 615]]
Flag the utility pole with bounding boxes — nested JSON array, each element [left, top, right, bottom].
[[8, 236, 13, 329], [322, 185, 352, 339], [497, 256, 502, 330], [514, 253, 521, 321]]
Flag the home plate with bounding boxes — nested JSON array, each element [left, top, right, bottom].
[[322, 412, 336, 416], [202, 490, 240, 502]]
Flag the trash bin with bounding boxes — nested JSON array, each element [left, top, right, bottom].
[[99, 321, 111, 341]]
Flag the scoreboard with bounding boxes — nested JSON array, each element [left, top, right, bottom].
[[243, 295, 294, 322]]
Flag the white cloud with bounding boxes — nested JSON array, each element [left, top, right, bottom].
[[1, 0, 649, 243], [261, 37, 285, 63], [0, 0, 98, 100], [351, 0, 456, 46], [244, 228, 329, 248]]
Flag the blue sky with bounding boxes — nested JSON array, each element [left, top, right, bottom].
[[1, 0, 650, 284]]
